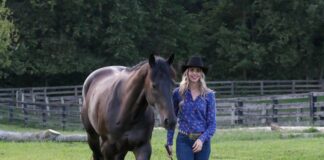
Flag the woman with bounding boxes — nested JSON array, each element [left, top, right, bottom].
[[166, 55, 216, 160]]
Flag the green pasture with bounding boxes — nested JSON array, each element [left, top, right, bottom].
[[1, 124, 324, 160]]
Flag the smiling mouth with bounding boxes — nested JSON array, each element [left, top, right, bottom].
[[191, 76, 199, 80]]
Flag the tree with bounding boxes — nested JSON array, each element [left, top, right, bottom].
[[4, 0, 193, 86], [0, 0, 16, 75], [200, 0, 324, 80]]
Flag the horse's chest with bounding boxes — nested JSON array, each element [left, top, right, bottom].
[[108, 128, 152, 150], [108, 107, 154, 141]]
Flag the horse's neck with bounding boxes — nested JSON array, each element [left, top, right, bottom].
[[116, 65, 149, 126]]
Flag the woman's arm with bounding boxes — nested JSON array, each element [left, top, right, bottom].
[[198, 92, 216, 143]]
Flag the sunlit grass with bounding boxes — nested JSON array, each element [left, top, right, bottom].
[[1, 124, 324, 160]]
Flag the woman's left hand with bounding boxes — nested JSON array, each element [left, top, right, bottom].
[[192, 139, 203, 153]]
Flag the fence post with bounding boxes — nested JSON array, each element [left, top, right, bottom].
[[272, 99, 278, 123], [235, 101, 244, 125], [61, 97, 66, 130], [41, 105, 47, 128], [292, 80, 296, 94], [32, 94, 36, 114], [61, 105, 66, 130], [309, 93, 317, 125], [260, 81, 264, 96], [261, 105, 268, 125], [319, 80, 324, 123], [11, 89, 15, 102], [60, 97, 65, 105], [321, 80, 324, 91], [320, 103, 324, 121], [21, 92, 25, 108], [296, 107, 303, 125], [15, 90, 19, 108], [74, 87, 78, 97], [8, 102, 14, 122], [23, 103, 28, 127], [78, 97, 83, 129], [230, 103, 235, 126], [231, 81, 235, 96], [45, 97, 50, 116]]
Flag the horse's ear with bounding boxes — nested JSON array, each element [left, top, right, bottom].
[[167, 54, 174, 65], [149, 54, 156, 67]]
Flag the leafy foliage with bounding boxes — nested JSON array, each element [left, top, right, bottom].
[[0, 0, 16, 74], [1, 0, 324, 86], [200, 0, 324, 80]]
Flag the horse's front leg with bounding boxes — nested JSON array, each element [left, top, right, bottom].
[[101, 138, 117, 160], [133, 143, 152, 160], [114, 151, 128, 160], [101, 139, 128, 160]]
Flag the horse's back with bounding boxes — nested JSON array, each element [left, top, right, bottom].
[[82, 66, 126, 98], [82, 66, 126, 133]]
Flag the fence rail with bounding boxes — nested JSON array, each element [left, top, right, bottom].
[[216, 92, 324, 127], [209, 80, 324, 96], [0, 97, 82, 130], [1, 80, 324, 129], [1, 80, 323, 99], [1, 92, 324, 130]]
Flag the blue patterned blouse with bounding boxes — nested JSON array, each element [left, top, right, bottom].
[[167, 88, 217, 145]]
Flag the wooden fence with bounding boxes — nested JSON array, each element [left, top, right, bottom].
[[1, 91, 324, 130], [0, 85, 82, 100], [209, 80, 324, 97], [0, 80, 323, 99], [0, 97, 82, 130], [0, 80, 324, 129], [216, 92, 324, 127]]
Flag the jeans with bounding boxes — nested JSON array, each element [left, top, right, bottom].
[[176, 133, 211, 160]]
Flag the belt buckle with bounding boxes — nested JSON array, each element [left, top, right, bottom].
[[188, 133, 200, 140], [180, 130, 187, 135]]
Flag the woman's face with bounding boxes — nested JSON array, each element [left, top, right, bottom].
[[187, 67, 202, 83]]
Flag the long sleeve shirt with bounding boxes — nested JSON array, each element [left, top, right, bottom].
[[167, 88, 216, 145]]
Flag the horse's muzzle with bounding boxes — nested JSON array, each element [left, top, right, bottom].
[[164, 118, 176, 130]]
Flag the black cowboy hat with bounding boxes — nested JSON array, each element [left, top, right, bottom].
[[181, 56, 208, 74]]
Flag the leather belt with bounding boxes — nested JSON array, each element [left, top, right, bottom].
[[178, 130, 202, 140], [178, 130, 189, 135]]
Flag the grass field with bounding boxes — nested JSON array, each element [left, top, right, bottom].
[[1, 124, 324, 160]]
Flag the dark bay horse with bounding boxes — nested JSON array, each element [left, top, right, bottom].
[[81, 54, 177, 160]]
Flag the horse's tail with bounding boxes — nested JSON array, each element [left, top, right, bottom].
[[82, 79, 91, 100], [82, 70, 98, 101]]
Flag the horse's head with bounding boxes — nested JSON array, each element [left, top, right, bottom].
[[145, 54, 177, 130]]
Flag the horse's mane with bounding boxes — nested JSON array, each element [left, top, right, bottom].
[[126, 60, 148, 72], [126, 56, 168, 72]]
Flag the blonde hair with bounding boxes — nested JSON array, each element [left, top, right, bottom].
[[178, 68, 211, 98]]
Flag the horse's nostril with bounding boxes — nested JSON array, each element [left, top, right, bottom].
[[164, 119, 169, 126], [164, 118, 176, 129]]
